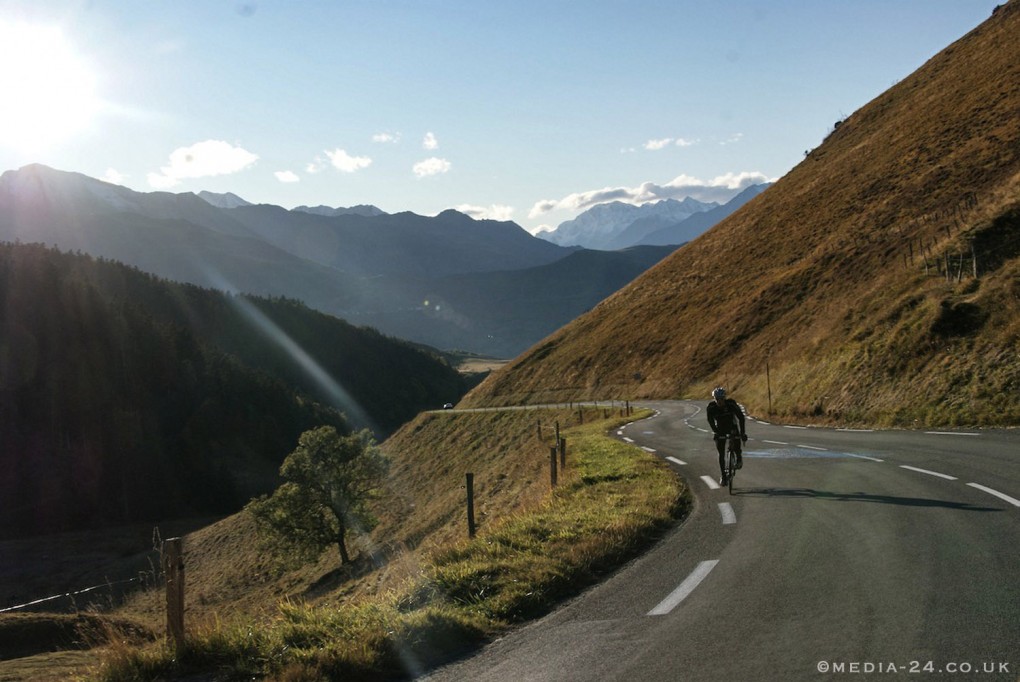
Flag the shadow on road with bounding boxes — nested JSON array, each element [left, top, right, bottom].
[[733, 487, 1000, 512]]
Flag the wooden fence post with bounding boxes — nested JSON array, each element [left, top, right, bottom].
[[466, 473, 476, 538], [550, 446, 558, 488], [164, 537, 185, 653], [559, 437, 567, 468]]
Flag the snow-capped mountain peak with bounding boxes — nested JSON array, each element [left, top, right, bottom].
[[540, 197, 717, 250]]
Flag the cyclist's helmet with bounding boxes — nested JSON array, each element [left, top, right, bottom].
[[712, 387, 726, 400]]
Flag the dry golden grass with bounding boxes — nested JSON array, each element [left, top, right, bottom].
[[24, 407, 611, 631], [463, 3, 1020, 427], [72, 407, 683, 681], [4, 407, 649, 680]]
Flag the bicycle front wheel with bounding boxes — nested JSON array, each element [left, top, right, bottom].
[[727, 447, 736, 494]]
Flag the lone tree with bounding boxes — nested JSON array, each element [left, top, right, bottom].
[[247, 426, 389, 566]]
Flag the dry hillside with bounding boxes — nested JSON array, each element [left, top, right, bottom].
[[108, 407, 589, 626], [464, 2, 1020, 427]]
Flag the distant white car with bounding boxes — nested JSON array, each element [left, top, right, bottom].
[[442, 402, 454, 410]]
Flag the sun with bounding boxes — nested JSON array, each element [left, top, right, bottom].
[[0, 22, 100, 154]]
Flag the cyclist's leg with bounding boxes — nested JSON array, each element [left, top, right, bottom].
[[734, 437, 743, 468]]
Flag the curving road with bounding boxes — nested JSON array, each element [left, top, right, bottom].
[[425, 400, 1019, 681]]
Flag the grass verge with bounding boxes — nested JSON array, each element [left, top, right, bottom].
[[88, 412, 689, 681]]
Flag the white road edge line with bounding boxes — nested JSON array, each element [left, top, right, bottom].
[[666, 456, 687, 466], [925, 431, 981, 436], [846, 454, 885, 462], [838, 428, 874, 432], [648, 560, 720, 616], [784, 425, 808, 430], [797, 444, 828, 451], [763, 440, 789, 445], [718, 502, 736, 525], [641, 446, 656, 453], [900, 464, 957, 480], [700, 475, 720, 490], [623, 437, 634, 443], [967, 483, 1020, 508]]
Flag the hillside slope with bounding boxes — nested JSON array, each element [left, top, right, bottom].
[[464, 3, 1020, 427], [0, 243, 463, 537]]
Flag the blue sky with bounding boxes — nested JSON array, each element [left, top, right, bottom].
[[0, 0, 1002, 233]]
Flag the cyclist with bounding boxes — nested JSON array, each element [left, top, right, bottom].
[[707, 387, 747, 485]]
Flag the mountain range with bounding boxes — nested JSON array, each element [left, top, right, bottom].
[[535, 186, 769, 250], [0, 164, 682, 356], [464, 1, 1020, 427]]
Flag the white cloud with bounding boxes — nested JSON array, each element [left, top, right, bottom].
[[413, 157, 451, 177], [103, 168, 126, 185], [720, 133, 744, 145], [422, 131, 439, 150], [372, 131, 401, 143], [644, 137, 697, 150], [147, 140, 258, 189], [455, 204, 514, 221], [644, 138, 674, 151], [275, 170, 300, 183], [325, 148, 372, 173], [528, 171, 774, 217]]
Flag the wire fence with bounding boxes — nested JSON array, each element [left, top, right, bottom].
[[0, 575, 148, 614], [2, 527, 168, 615]]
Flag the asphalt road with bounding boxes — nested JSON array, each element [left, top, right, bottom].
[[424, 400, 1019, 681]]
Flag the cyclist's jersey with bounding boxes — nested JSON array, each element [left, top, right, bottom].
[[707, 398, 745, 437]]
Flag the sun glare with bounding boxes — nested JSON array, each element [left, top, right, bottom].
[[0, 22, 100, 153]]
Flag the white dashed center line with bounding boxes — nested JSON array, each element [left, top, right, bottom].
[[900, 465, 957, 480], [718, 502, 736, 525], [700, 475, 720, 490], [648, 560, 720, 616], [967, 483, 1020, 508]]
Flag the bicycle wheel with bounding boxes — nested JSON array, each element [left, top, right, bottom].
[[727, 442, 736, 494]]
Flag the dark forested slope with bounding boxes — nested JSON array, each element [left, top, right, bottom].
[[0, 243, 463, 537]]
